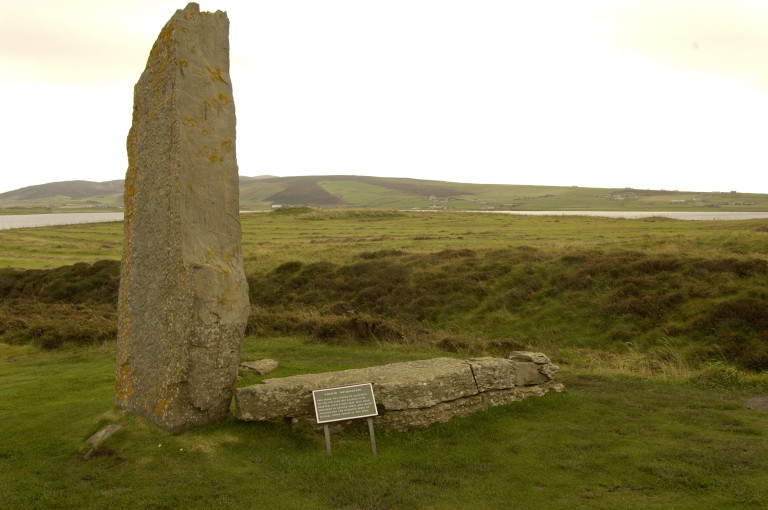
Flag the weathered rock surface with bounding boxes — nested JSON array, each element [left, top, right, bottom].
[[508, 351, 551, 364], [235, 355, 562, 430], [240, 359, 279, 375], [116, 3, 249, 433]]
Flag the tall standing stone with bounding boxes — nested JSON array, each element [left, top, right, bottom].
[[116, 3, 250, 433]]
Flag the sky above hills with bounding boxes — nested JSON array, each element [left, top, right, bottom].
[[1, 0, 767, 194]]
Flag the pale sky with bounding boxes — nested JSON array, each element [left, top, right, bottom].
[[1, 0, 768, 194]]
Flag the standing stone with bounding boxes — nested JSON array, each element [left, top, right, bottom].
[[115, 3, 249, 433]]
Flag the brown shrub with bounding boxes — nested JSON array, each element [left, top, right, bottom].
[[0, 301, 116, 349]]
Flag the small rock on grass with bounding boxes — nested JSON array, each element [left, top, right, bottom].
[[82, 424, 123, 461], [746, 396, 768, 411], [86, 424, 123, 447], [240, 359, 279, 375]]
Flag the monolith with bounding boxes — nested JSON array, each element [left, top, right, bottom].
[[116, 3, 249, 433]]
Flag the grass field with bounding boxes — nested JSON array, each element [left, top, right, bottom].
[[3, 339, 768, 509], [2, 210, 768, 508]]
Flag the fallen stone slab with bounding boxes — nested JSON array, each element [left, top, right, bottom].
[[235, 354, 562, 430]]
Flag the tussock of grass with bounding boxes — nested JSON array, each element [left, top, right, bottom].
[[690, 361, 768, 392], [0, 259, 120, 303], [245, 306, 411, 343], [551, 342, 696, 380]]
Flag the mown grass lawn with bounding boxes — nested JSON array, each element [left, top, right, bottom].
[[2, 338, 768, 510]]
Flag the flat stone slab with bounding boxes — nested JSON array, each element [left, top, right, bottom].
[[235, 354, 562, 430]]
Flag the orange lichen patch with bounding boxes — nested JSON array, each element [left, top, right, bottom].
[[146, 22, 178, 110], [208, 152, 224, 164], [201, 128, 209, 136], [181, 115, 197, 127], [152, 24, 175, 78], [115, 363, 134, 402], [217, 92, 230, 104], [219, 138, 234, 152], [154, 395, 173, 417], [205, 66, 229, 85]]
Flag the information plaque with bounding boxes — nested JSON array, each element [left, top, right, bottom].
[[312, 383, 378, 424]]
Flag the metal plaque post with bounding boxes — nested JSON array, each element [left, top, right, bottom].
[[367, 417, 377, 455], [312, 383, 379, 456], [324, 424, 332, 455]]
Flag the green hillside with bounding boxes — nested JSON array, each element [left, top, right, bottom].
[[2, 175, 768, 212], [241, 176, 768, 211]]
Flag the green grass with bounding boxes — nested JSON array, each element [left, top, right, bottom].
[[2, 211, 767, 368], [239, 210, 768, 273], [1, 210, 766, 271], [0, 221, 123, 269], [2, 338, 768, 509], [234, 176, 768, 211], [0, 207, 52, 215], [2, 210, 768, 507]]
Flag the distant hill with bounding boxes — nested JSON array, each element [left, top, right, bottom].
[[2, 176, 768, 212], [0, 180, 125, 207]]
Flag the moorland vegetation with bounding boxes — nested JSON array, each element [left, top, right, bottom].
[[2, 209, 768, 509], [2, 209, 766, 371]]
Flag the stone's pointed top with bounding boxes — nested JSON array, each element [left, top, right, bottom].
[[184, 2, 200, 13]]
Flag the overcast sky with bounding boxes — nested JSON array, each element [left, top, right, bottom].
[[1, 0, 767, 194]]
